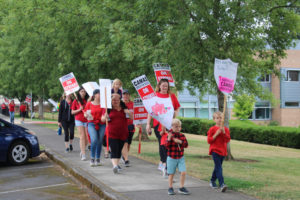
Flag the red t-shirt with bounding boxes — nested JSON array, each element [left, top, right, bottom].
[[108, 109, 128, 141], [20, 105, 26, 112], [207, 126, 231, 156], [84, 102, 105, 124], [71, 99, 87, 122], [9, 103, 15, 112], [1, 103, 6, 109], [153, 92, 181, 130], [125, 101, 134, 125]]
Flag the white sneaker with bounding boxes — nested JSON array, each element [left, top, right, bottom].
[[90, 159, 95, 167], [81, 154, 87, 161], [95, 159, 101, 166]]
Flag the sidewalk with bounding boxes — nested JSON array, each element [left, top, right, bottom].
[[2, 115, 257, 200]]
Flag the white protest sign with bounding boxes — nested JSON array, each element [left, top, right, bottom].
[[99, 79, 112, 109], [153, 63, 175, 87], [133, 98, 148, 125], [59, 72, 80, 95], [82, 82, 100, 97], [214, 58, 238, 94], [132, 75, 174, 129]]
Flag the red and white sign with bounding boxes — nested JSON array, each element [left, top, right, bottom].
[[4, 97, 9, 104], [132, 75, 155, 100], [153, 63, 175, 87], [25, 95, 32, 103], [133, 98, 148, 125], [59, 72, 80, 95]]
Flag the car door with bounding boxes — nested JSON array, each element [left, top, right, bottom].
[[0, 121, 9, 162]]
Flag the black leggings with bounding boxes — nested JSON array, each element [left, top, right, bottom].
[[109, 138, 125, 159], [62, 121, 75, 142], [154, 125, 167, 163]]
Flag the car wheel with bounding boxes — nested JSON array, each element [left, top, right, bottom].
[[8, 141, 30, 165]]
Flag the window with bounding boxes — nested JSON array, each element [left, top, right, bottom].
[[257, 74, 270, 82], [285, 102, 299, 107], [285, 70, 299, 81], [179, 102, 196, 118], [249, 102, 271, 120]]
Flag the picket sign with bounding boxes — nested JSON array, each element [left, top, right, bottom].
[[133, 98, 148, 125], [59, 72, 80, 96], [214, 58, 238, 126], [25, 95, 32, 103], [48, 99, 58, 109], [153, 63, 175, 87], [132, 75, 174, 130], [82, 82, 100, 97]]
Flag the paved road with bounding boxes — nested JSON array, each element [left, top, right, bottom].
[[0, 157, 100, 200]]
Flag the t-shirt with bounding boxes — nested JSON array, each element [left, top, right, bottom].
[[108, 109, 128, 141], [125, 101, 134, 125], [20, 105, 26, 112], [9, 103, 15, 112], [207, 126, 231, 156], [84, 102, 105, 124], [153, 92, 181, 130], [71, 99, 87, 122]]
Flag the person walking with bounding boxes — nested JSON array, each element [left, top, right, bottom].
[[9, 100, 15, 124]]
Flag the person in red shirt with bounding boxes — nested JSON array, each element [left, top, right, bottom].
[[9, 100, 15, 124], [71, 87, 89, 161], [207, 111, 231, 192], [146, 79, 181, 177], [20, 102, 27, 124], [102, 93, 133, 174], [84, 89, 106, 167], [121, 89, 134, 167], [1, 103, 7, 115], [165, 119, 189, 195]]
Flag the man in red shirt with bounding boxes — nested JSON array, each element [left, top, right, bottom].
[[207, 111, 231, 192], [20, 102, 27, 124]]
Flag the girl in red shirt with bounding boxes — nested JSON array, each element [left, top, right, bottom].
[[84, 89, 106, 167], [9, 100, 15, 124], [71, 87, 89, 161], [102, 93, 133, 174], [20, 102, 27, 124], [146, 79, 181, 177]]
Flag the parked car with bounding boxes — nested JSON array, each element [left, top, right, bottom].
[[0, 118, 40, 165]]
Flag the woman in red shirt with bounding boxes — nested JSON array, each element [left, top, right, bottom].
[[102, 93, 133, 174], [71, 87, 89, 161], [9, 100, 15, 124], [20, 102, 27, 124], [84, 89, 106, 167], [146, 79, 181, 177]]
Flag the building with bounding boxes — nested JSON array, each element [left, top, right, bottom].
[[178, 41, 300, 127]]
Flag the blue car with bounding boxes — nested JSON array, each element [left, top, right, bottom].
[[0, 118, 40, 165]]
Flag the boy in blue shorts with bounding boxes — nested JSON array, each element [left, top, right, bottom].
[[166, 118, 190, 195]]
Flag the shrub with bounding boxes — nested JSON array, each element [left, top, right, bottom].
[[178, 117, 300, 149]]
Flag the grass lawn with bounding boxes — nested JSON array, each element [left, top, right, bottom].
[[38, 123, 300, 200]]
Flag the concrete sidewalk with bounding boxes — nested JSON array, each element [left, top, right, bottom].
[[2, 116, 257, 200]]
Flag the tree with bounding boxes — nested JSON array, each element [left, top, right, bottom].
[[233, 94, 255, 120]]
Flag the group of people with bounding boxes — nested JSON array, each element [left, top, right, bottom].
[[57, 78, 231, 195], [1, 100, 29, 124]]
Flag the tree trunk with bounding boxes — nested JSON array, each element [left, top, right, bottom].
[[38, 96, 44, 119], [217, 90, 234, 160], [134, 124, 150, 141]]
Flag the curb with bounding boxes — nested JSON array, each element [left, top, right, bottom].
[[44, 148, 130, 200]]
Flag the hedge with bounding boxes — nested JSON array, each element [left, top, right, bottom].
[[179, 117, 300, 149]]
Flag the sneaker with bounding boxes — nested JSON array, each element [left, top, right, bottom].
[[121, 156, 125, 164], [210, 181, 218, 189], [124, 160, 130, 167], [95, 159, 101, 166], [69, 144, 73, 151], [90, 159, 95, 167], [117, 165, 123, 173], [81, 154, 87, 161], [168, 187, 175, 195], [220, 184, 227, 192], [113, 166, 118, 174], [178, 187, 190, 195], [65, 148, 69, 153]]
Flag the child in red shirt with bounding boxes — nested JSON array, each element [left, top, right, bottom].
[[20, 102, 27, 124], [207, 111, 231, 192]]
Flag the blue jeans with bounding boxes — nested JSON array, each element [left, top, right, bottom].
[[211, 152, 225, 186], [88, 123, 106, 159], [9, 111, 14, 124]]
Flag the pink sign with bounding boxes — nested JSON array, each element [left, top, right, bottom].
[[218, 76, 234, 93]]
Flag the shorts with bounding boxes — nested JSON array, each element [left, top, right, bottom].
[[126, 131, 134, 145], [75, 120, 87, 127], [20, 112, 26, 118], [167, 156, 186, 175]]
